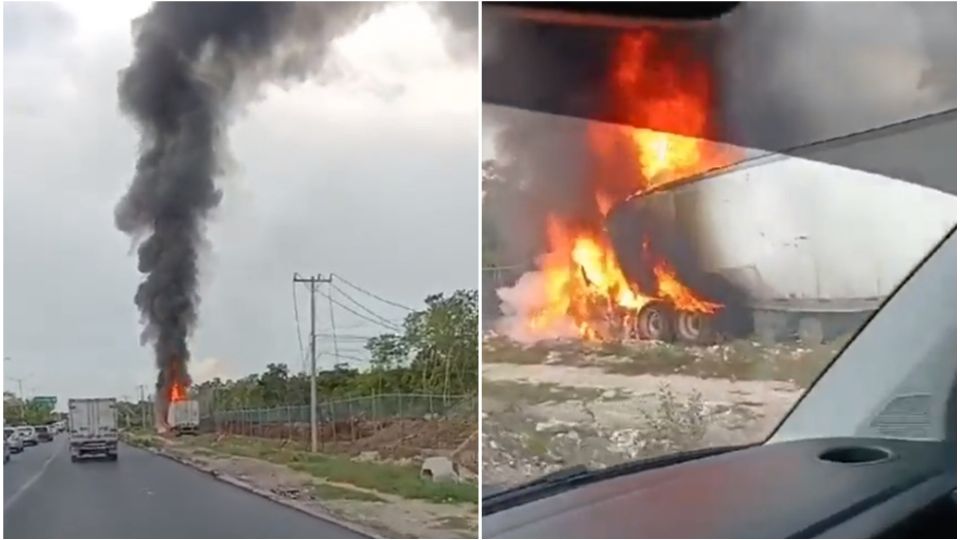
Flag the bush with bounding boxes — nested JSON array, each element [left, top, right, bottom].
[[640, 384, 708, 454]]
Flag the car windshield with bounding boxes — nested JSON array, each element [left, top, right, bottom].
[[481, 104, 956, 489], [35, 426, 47, 433]]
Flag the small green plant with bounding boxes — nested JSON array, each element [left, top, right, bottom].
[[640, 384, 708, 454]]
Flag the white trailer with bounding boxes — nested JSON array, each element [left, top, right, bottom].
[[68, 398, 119, 462], [612, 152, 956, 344], [166, 400, 200, 436]]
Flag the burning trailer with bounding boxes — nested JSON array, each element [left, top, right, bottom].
[[605, 152, 956, 345], [153, 378, 198, 436], [490, 28, 956, 347], [495, 150, 955, 347]]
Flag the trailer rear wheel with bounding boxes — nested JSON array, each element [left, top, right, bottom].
[[636, 302, 674, 341], [676, 312, 713, 344]]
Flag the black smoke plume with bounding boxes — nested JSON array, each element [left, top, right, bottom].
[[115, 2, 475, 418]]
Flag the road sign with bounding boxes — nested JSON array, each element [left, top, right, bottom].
[[33, 396, 57, 409]]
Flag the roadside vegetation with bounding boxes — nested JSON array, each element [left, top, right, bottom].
[[128, 433, 476, 504], [483, 334, 847, 388], [3, 394, 59, 425], [192, 435, 476, 504], [114, 289, 478, 432]]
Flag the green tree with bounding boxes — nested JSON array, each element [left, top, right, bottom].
[[201, 288, 478, 413]]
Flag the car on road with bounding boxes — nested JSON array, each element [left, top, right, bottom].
[[4, 437, 8, 463], [16, 426, 38, 446], [5, 427, 24, 455], [35, 425, 53, 442]]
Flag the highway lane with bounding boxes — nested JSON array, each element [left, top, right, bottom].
[[4, 436, 366, 538]]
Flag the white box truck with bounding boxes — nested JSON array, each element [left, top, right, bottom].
[[68, 398, 119, 462], [166, 400, 199, 436]]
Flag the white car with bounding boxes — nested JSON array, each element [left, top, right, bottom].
[[4, 427, 24, 455], [16, 426, 38, 446]]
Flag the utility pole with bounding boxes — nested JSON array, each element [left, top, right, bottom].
[[138, 385, 147, 429], [293, 273, 330, 453], [10, 377, 26, 422]]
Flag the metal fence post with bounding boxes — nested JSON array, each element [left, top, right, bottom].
[[348, 399, 356, 442]]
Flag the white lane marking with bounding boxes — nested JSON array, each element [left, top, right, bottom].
[[4, 440, 64, 511]]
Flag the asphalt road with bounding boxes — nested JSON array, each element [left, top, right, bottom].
[[4, 436, 366, 538]]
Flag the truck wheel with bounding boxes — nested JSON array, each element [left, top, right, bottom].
[[798, 317, 824, 346], [71, 455, 78, 463], [108, 453, 118, 461], [676, 311, 713, 344], [635, 302, 675, 341]]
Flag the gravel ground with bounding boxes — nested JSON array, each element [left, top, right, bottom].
[[481, 337, 837, 488]]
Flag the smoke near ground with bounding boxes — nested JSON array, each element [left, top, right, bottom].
[[115, 2, 476, 418]]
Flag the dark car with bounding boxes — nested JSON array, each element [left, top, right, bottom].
[[35, 425, 53, 443]]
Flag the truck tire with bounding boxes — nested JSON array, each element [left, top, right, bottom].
[[635, 302, 675, 341], [108, 453, 118, 461], [71, 455, 78, 463], [675, 311, 714, 344]]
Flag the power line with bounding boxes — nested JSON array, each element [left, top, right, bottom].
[[332, 283, 404, 329], [331, 273, 415, 312], [316, 352, 369, 363], [318, 286, 401, 332], [316, 320, 371, 332], [314, 333, 377, 341], [292, 280, 306, 372]]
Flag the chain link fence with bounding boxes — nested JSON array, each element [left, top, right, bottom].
[[202, 393, 476, 453]]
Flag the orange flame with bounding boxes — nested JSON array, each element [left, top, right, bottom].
[[523, 30, 729, 340], [653, 260, 723, 314], [169, 380, 188, 403], [615, 32, 737, 192], [529, 216, 653, 340]]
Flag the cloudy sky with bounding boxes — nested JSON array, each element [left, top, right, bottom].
[[4, 2, 478, 407]]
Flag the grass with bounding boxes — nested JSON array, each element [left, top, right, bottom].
[[483, 380, 614, 405], [185, 435, 477, 505], [485, 335, 846, 388], [601, 338, 840, 387], [123, 432, 158, 449], [287, 454, 476, 504]]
